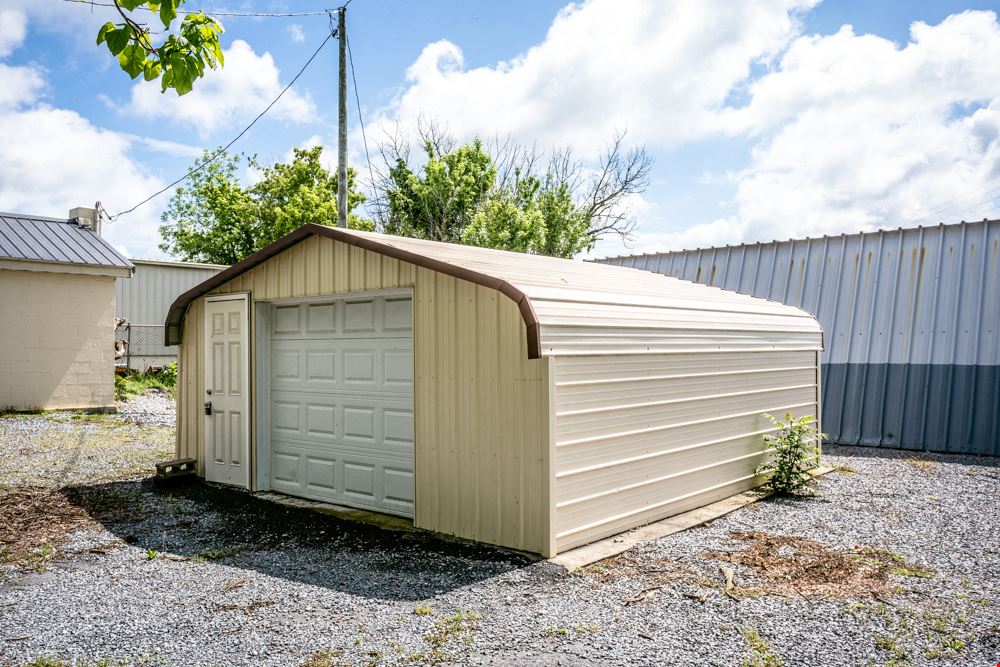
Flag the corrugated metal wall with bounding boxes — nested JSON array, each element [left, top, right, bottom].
[[552, 350, 820, 552], [116, 260, 225, 325], [176, 236, 551, 555], [601, 220, 1000, 456]]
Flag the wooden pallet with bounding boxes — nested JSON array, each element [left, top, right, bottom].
[[154, 457, 197, 484]]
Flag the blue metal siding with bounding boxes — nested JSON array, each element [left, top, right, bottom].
[[599, 220, 1000, 456]]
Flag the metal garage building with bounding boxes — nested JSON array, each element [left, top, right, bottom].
[[167, 224, 822, 556], [600, 219, 1000, 457], [115, 259, 226, 370]]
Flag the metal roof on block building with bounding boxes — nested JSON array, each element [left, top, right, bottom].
[[0, 212, 133, 271], [165, 224, 823, 356]]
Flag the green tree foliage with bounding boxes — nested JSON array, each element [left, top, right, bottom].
[[376, 128, 651, 258], [159, 146, 371, 264], [756, 413, 826, 496], [96, 0, 224, 96]]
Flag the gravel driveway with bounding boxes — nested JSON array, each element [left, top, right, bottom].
[[1, 400, 997, 667]]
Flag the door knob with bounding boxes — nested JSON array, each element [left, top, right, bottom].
[[204, 401, 213, 416]]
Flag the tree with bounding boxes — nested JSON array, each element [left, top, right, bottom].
[[373, 124, 652, 258], [96, 1, 224, 96], [159, 146, 371, 264]]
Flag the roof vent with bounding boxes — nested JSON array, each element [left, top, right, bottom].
[[69, 206, 101, 236]]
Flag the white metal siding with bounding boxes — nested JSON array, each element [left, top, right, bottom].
[[552, 350, 820, 552], [117, 261, 224, 324]]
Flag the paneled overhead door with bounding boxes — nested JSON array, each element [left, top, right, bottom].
[[267, 292, 414, 517]]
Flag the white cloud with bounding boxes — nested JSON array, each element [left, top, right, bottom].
[[373, 0, 818, 156], [287, 23, 306, 44], [0, 104, 168, 258], [0, 24, 167, 258], [127, 39, 317, 137], [0, 9, 27, 57], [0, 62, 44, 108], [380, 3, 1000, 254], [723, 11, 1000, 242]]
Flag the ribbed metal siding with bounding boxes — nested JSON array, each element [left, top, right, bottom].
[[176, 236, 551, 555], [601, 220, 1000, 455], [552, 350, 820, 551], [116, 261, 224, 325]]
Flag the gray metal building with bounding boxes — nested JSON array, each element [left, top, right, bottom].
[[600, 219, 1000, 456], [115, 259, 225, 369]]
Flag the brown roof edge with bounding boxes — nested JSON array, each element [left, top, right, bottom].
[[164, 224, 544, 359]]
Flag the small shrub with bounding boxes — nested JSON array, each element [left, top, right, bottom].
[[161, 361, 178, 387], [756, 413, 825, 496], [114, 375, 128, 401]]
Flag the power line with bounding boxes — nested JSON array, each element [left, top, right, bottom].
[[62, 0, 339, 18], [110, 30, 334, 219], [345, 27, 376, 193]]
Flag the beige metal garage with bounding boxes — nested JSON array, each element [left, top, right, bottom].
[[167, 224, 823, 557]]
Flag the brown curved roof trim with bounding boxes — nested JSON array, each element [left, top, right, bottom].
[[164, 224, 543, 359]]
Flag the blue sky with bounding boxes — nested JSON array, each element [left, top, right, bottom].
[[2, 0, 999, 259]]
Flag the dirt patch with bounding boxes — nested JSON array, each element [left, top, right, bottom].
[[584, 551, 699, 587], [0, 487, 94, 570], [708, 531, 933, 599]]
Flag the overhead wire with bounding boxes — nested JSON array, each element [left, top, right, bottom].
[[109, 30, 334, 219], [345, 27, 376, 194], [62, 0, 339, 18]]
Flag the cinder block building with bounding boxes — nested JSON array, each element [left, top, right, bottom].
[[0, 208, 133, 411]]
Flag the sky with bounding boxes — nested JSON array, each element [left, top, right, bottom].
[[1, 0, 1000, 260]]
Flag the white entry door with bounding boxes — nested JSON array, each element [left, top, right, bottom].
[[267, 292, 414, 517], [203, 294, 250, 487]]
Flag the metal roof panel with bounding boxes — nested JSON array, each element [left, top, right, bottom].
[[0, 212, 133, 270]]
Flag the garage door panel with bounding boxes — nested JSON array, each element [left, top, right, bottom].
[[268, 294, 414, 517], [271, 298, 412, 340], [270, 391, 412, 454], [270, 339, 413, 394], [269, 442, 414, 515]]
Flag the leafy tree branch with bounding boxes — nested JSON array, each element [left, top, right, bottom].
[[159, 146, 371, 264], [96, 0, 224, 95], [370, 122, 652, 258]]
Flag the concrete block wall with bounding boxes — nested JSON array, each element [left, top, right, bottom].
[[0, 268, 117, 410]]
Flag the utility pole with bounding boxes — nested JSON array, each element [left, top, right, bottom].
[[336, 6, 348, 228]]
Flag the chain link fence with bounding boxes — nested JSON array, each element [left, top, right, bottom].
[[115, 323, 177, 372]]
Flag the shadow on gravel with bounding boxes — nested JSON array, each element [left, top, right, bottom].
[[61, 479, 535, 601], [823, 443, 1000, 468]]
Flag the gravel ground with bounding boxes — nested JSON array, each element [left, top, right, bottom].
[[1, 404, 997, 666], [115, 391, 177, 428], [0, 407, 173, 489]]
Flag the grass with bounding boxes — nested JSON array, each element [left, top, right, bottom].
[[740, 627, 782, 667], [857, 548, 935, 579], [115, 370, 175, 401], [406, 610, 482, 664]]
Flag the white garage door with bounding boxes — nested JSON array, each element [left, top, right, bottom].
[[267, 293, 414, 517]]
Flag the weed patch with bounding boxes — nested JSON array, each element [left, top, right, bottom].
[[408, 610, 481, 664], [115, 366, 176, 401], [740, 627, 782, 667], [903, 455, 936, 475]]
